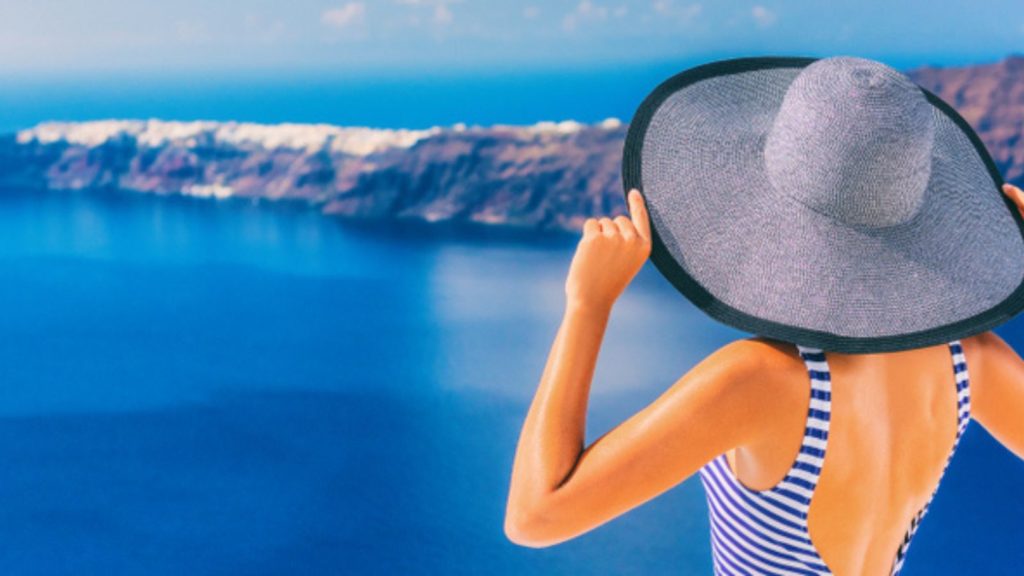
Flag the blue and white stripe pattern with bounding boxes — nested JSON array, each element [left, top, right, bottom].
[[696, 340, 971, 576], [698, 344, 833, 575]]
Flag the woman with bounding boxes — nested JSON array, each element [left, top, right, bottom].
[[505, 56, 1024, 575]]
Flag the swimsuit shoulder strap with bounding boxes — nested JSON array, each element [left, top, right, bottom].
[[784, 344, 832, 504], [949, 339, 972, 439]]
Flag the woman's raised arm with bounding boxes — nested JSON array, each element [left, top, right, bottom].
[[966, 330, 1024, 461], [504, 189, 789, 548], [967, 183, 1024, 461]]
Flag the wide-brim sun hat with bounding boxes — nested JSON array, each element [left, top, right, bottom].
[[623, 55, 1024, 354]]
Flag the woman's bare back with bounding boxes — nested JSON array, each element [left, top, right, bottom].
[[727, 335, 976, 574]]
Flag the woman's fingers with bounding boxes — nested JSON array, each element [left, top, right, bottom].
[[627, 189, 651, 243], [1003, 183, 1024, 203], [613, 215, 635, 240], [1002, 183, 1024, 218], [583, 191, 651, 246]]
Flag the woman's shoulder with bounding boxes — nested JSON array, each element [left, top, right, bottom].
[[697, 336, 813, 406], [961, 330, 1006, 366], [693, 337, 821, 452], [960, 330, 1014, 411], [711, 336, 808, 373]]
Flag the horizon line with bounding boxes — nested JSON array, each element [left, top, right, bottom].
[[2, 51, 1022, 83]]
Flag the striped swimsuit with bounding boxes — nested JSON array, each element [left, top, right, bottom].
[[697, 340, 971, 575]]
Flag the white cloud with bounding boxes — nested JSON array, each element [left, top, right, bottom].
[[321, 3, 366, 29], [562, 0, 609, 32], [578, 0, 608, 18], [434, 3, 453, 24], [653, 0, 671, 15], [395, 0, 459, 27], [680, 3, 702, 21], [751, 5, 776, 28], [523, 6, 541, 20], [653, 1, 701, 23]]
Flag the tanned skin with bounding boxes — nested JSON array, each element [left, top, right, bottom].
[[505, 185, 1024, 575]]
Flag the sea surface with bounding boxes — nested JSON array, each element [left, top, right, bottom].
[[0, 187, 1021, 574], [0, 63, 701, 133]]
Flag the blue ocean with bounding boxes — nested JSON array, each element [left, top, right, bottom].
[[0, 186, 1021, 575], [0, 69, 1022, 574], [0, 64, 695, 133]]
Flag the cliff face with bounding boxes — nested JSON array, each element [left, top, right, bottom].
[[2, 119, 625, 232], [908, 55, 1024, 183], [319, 122, 626, 231], [2, 56, 1023, 233]]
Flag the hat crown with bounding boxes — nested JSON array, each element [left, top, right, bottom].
[[763, 56, 935, 228]]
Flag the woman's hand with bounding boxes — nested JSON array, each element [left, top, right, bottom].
[[564, 189, 652, 312], [1002, 183, 1024, 218]]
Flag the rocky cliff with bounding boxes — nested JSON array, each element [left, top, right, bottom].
[[2, 56, 1023, 232], [908, 55, 1024, 183], [2, 118, 626, 232]]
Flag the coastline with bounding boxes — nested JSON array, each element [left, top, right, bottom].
[[2, 118, 627, 234], [2, 54, 1023, 236]]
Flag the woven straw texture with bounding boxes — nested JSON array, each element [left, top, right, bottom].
[[632, 56, 1024, 347]]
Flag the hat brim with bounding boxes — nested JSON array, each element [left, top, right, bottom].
[[623, 56, 1024, 353]]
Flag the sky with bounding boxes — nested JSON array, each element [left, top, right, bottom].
[[0, 0, 1021, 130], [1, 0, 1022, 77]]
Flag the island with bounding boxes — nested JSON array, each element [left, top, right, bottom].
[[2, 56, 1022, 232]]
